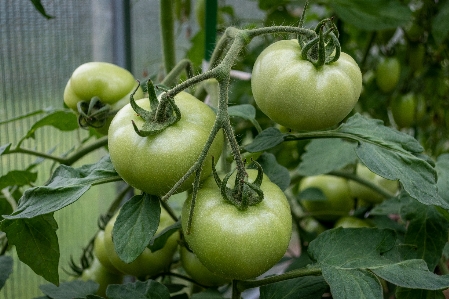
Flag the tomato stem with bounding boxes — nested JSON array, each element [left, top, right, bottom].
[[160, 0, 176, 75]]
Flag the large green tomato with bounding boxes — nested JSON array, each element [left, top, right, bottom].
[[81, 257, 123, 297], [182, 170, 292, 280], [64, 62, 144, 134], [390, 93, 425, 129], [299, 175, 354, 222], [108, 92, 224, 196], [180, 246, 230, 287], [103, 208, 179, 278], [348, 163, 398, 204], [251, 39, 362, 131], [93, 230, 122, 275], [376, 57, 400, 93]]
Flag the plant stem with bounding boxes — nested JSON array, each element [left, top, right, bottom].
[[160, 0, 176, 74], [161, 58, 194, 87]]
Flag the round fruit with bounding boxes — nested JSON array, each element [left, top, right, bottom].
[[180, 246, 230, 287], [93, 230, 121, 275], [251, 39, 362, 131], [334, 216, 371, 228], [299, 175, 354, 221], [103, 208, 179, 278], [348, 163, 398, 204], [182, 169, 292, 280], [108, 92, 224, 196], [81, 257, 123, 297], [376, 57, 400, 93]]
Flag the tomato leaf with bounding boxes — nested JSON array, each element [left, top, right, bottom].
[[191, 289, 225, 299], [431, 0, 449, 45], [395, 287, 445, 299], [1, 214, 59, 285], [436, 154, 449, 203], [331, 0, 412, 31], [321, 267, 383, 299], [0, 256, 13, 290], [0, 170, 38, 190], [113, 194, 160, 263], [297, 138, 357, 176], [148, 220, 181, 252], [260, 276, 328, 299], [308, 228, 449, 292], [338, 114, 447, 209], [2, 155, 120, 220], [244, 127, 284, 152], [21, 110, 79, 141], [39, 280, 99, 299], [252, 152, 290, 191], [0, 143, 11, 156], [30, 0, 54, 19], [106, 280, 170, 299]]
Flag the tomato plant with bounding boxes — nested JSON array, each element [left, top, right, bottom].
[[182, 169, 292, 280], [251, 39, 362, 131], [375, 57, 401, 93], [180, 246, 230, 287], [63, 62, 144, 134], [102, 208, 179, 278], [108, 92, 224, 196], [298, 175, 354, 222]]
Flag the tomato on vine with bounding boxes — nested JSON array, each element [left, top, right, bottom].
[[376, 57, 401, 93], [182, 169, 292, 280], [251, 39, 362, 131], [103, 208, 179, 278], [64, 62, 144, 134], [108, 91, 224, 196]]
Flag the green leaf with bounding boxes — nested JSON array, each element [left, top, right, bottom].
[[191, 288, 225, 299], [3, 155, 120, 220], [396, 287, 445, 299], [30, 0, 54, 19], [370, 259, 449, 290], [148, 220, 181, 252], [321, 267, 383, 299], [1, 214, 59, 285], [113, 194, 161, 263], [399, 198, 449, 271], [297, 138, 357, 176], [331, 0, 412, 31], [431, 0, 449, 44], [260, 275, 328, 299], [253, 152, 290, 191], [0, 256, 13, 290], [22, 110, 79, 140], [244, 127, 284, 153], [39, 280, 99, 299], [0, 170, 38, 190], [106, 280, 170, 299], [436, 154, 449, 203], [297, 187, 327, 202], [338, 114, 447, 209], [228, 104, 262, 132], [0, 143, 11, 156]]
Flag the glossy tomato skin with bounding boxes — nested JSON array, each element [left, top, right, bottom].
[[108, 92, 224, 196], [182, 170, 292, 280], [299, 175, 354, 222], [103, 208, 179, 278], [180, 246, 230, 287], [376, 57, 401, 93], [251, 39, 362, 131], [348, 164, 398, 204], [93, 230, 122, 275], [390, 93, 417, 128], [81, 257, 123, 297]]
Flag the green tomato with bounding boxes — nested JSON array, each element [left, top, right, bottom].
[[64, 62, 144, 134], [299, 175, 354, 222], [376, 57, 400, 93], [251, 39, 362, 131], [348, 164, 398, 204], [108, 92, 224, 196], [81, 257, 123, 297], [391, 93, 417, 128], [103, 208, 179, 278], [182, 170, 292, 280], [180, 246, 230, 287], [334, 216, 371, 228], [93, 230, 122, 275]]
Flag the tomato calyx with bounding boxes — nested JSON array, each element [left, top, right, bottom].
[[76, 97, 113, 130], [130, 80, 181, 137], [297, 4, 340, 67], [212, 160, 264, 210]]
